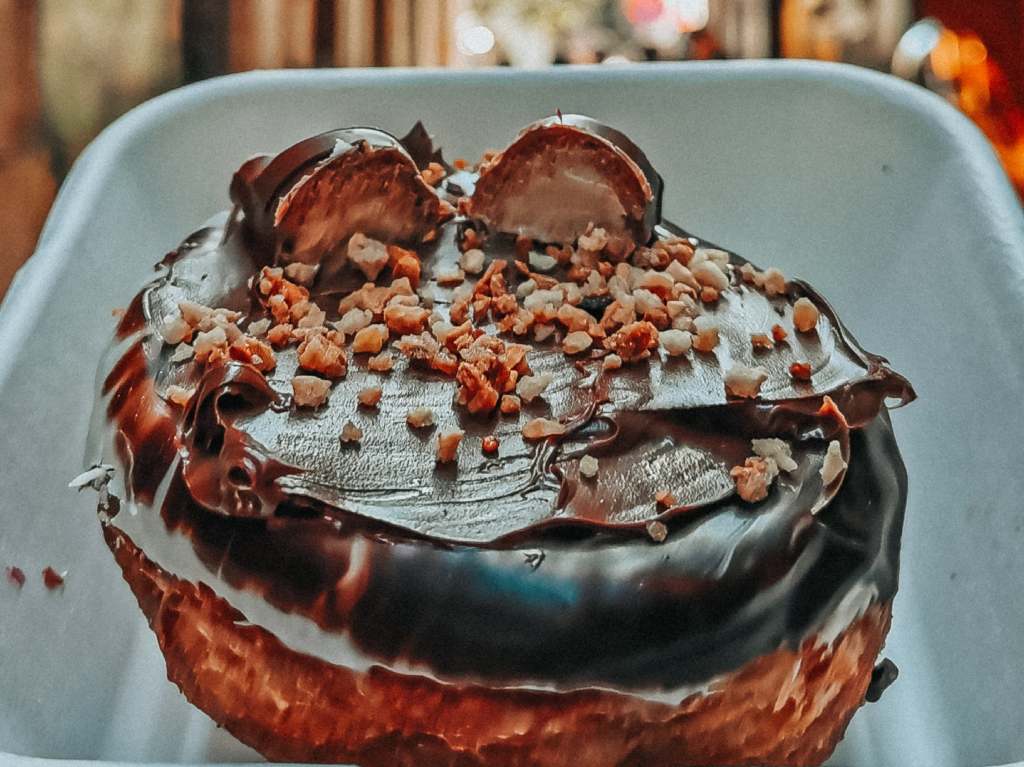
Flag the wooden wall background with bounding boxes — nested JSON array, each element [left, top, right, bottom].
[[0, 0, 459, 298]]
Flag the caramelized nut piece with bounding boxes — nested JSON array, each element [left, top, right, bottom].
[[646, 520, 668, 543], [436, 429, 464, 464], [691, 316, 719, 353], [367, 352, 395, 372], [820, 440, 847, 485], [358, 386, 383, 408], [579, 455, 599, 478], [789, 361, 813, 381], [792, 297, 820, 333], [482, 435, 500, 454], [659, 329, 692, 356], [406, 407, 435, 428], [292, 375, 331, 408], [725, 363, 769, 399], [516, 373, 553, 403], [656, 491, 677, 508], [500, 394, 521, 415], [352, 324, 389, 354], [563, 331, 593, 355], [771, 323, 788, 343], [730, 457, 776, 502], [340, 421, 364, 444], [522, 417, 566, 441]]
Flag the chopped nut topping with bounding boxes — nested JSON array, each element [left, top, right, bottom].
[[751, 332, 774, 351], [169, 343, 195, 363], [500, 394, 521, 415], [267, 323, 294, 347], [762, 267, 786, 296], [436, 429, 464, 464], [248, 318, 271, 337], [357, 386, 383, 408], [602, 353, 623, 371], [700, 286, 719, 304], [820, 440, 847, 485], [384, 303, 430, 334], [298, 331, 347, 378], [771, 323, 788, 343], [352, 324, 389, 354], [165, 384, 194, 407], [579, 455, 599, 478], [533, 323, 556, 343], [522, 417, 566, 441], [516, 372, 553, 403], [646, 520, 669, 543], [691, 316, 719, 353], [292, 375, 331, 408], [367, 352, 395, 372], [725, 363, 769, 399], [421, 161, 446, 186], [159, 314, 192, 345], [789, 361, 813, 381], [348, 233, 390, 281], [460, 227, 483, 252], [436, 267, 466, 286], [692, 260, 729, 292], [603, 321, 659, 363], [406, 407, 435, 428], [659, 329, 692, 356], [751, 438, 798, 473], [460, 247, 485, 275], [793, 297, 820, 333], [528, 251, 558, 273], [656, 490, 677, 508], [284, 262, 319, 286], [482, 435, 500, 454], [730, 457, 776, 502], [388, 245, 422, 288], [193, 326, 229, 363], [340, 421, 364, 444], [578, 226, 608, 253], [563, 331, 593, 355]]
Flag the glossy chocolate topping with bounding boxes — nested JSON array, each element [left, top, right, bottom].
[[93, 118, 915, 695]]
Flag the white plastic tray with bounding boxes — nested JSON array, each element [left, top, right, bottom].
[[0, 62, 1022, 767]]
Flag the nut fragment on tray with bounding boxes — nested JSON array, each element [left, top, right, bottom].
[[85, 114, 915, 767]]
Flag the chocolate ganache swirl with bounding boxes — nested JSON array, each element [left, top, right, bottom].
[[92, 116, 914, 695]]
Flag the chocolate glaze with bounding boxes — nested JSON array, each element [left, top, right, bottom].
[[91, 118, 915, 694]]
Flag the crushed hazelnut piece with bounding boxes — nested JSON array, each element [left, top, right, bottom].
[[248, 318, 271, 337], [762, 268, 787, 296], [646, 520, 669, 543], [267, 323, 294, 347], [352, 324, 389, 354], [159, 314, 192, 345], [691, 316, 719, 353], [579, 455, 599, 478], [169, 343, 194, 363], [603, 321, 659, 363], [292, 375, 331, 408], [771, 324, 788, 343], [725, 363, 770, 399], [528, 251, 558, 273], [165, 384, 194, 407], [298, 332, 347, 378], [522, 417, 566, 441], [751, 438, 798, 473], [500, 394, 521, 415], [700, 286, 719, 303], [357, 386, 383, 408], [789, 361, 813, 381], [563, 331, 593, 355], [578, 226, 608, 252], [436, 429, 464, 464], [692, 260, 729, 292], [460, 248, 485, 275], [384, 303, 430, 334], [406, 407, 435, 429], [348, 233, 390, 281], [421, 161, 445, 186], [436, 268, 466, 286], [284, 262, 319, 286], [516, 373, 553, 403], [367, 352, 395, 372], [482, 435, 500, 454], [656, 491, 677, 508], [533, 323, 556, 343], [751, 332, 774, 351], [602, 353, 623, 371], [340, 421, 364, 444], [659, 329, 692, 356], [820, 440, 847, 486], [460, 227, 483, 252], [730, 457, 777, 502], [793, 297, 820, 333]]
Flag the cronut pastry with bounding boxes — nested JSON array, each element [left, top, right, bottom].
[[85, 115, 915, 766]]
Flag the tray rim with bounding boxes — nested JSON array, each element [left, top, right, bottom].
[[2, 59, 1022, 767]]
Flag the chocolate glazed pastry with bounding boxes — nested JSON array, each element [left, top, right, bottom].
[[86, 115, 915, 767]]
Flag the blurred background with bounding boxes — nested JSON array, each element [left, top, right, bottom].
[[3, 0, 1023, 297]]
